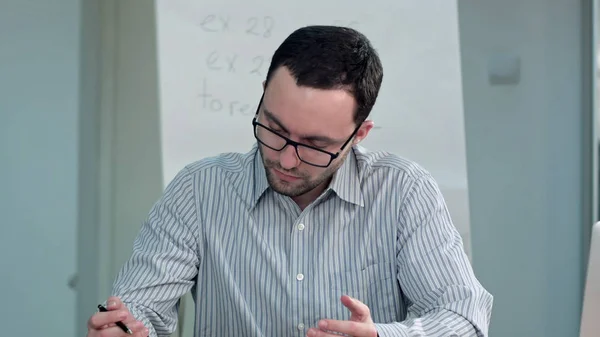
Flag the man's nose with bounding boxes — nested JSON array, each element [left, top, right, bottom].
[[279, 145, 300, 170]]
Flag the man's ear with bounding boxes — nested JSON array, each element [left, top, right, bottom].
[[353, 120, 374, 145]]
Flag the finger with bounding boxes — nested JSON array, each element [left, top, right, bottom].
[[88, 321, 147, 337], [88, 310, 129, 329], [133, 328, 150, 337], [316, 319, 377, 337], [108, 319, 147, 336], [106, 296, 125, 310], [340, 295, 371, 321], [88, 325, 133, 337], [98, 307, 138, 331], [122, 311, 141, 325], [127, 321, 149, 336], [306, 327, 346, 337]]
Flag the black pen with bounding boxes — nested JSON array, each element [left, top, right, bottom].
[[97, 304, 133, 335]]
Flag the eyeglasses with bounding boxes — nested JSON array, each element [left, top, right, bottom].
[[252, 93, 360, 168]]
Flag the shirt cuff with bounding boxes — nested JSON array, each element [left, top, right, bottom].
[[125, 303, 156, 337]]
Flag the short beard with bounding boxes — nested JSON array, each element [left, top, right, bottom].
[[258, 145, 347, 198]]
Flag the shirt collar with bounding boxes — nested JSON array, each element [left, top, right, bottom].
[[327, 147, 365, 207], [251, 145, 270, 207], [250, 144, 365, 208]]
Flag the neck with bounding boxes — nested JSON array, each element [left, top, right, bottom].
[[292, 178, 331, 210]]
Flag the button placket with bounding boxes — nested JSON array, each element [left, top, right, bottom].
[[291, 217, 311, 334]]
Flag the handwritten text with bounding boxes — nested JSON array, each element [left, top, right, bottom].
[[199, 15, 275, 38]]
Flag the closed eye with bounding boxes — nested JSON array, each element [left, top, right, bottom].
[[269, 126, 286, 135], [306, 142, 330, 150]]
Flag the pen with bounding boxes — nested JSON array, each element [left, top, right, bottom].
[[97, 304, 133, 335]]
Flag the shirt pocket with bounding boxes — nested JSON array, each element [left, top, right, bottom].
[[327, 262, 398, 323], [328, 262, 389, 290], [328, 262, 393, 291]]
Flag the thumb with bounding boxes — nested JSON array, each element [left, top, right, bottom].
[[341, 295, 372, 323], [105, 296, 126, 311]]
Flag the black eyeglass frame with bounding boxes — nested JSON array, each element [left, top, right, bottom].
[[251, 92, 360, 168]]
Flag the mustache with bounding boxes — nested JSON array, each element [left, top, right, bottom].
[[265, 160, 306, 178]]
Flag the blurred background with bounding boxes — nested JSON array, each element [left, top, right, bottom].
[[0, 1, 597, 336]]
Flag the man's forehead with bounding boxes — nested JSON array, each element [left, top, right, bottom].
[[262, 92, 354, 141], [263, 88, 355, 123]]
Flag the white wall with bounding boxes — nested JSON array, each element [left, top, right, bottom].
[[459, 1, 591, 336], [0, 1, 80, 336]]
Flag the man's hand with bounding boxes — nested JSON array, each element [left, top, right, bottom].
[[307, 295, 378, 337], [87, 296, 149, 337]]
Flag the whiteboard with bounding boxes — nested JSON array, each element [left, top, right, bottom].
[[155, 0, 472, 255]]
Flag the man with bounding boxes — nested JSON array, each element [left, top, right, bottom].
[[87, 25, 492, 337]]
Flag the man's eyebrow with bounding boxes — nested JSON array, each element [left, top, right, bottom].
[[303, 134, 338, 143], [262, 108, 340, 144], [263, 108, 289, 133]]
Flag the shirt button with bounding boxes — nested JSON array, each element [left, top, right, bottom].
[[297, 323, 305, 330], [296, 273, 304, 281], [297, 223, 305, 231]]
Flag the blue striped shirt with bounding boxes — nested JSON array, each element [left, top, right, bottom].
[[112, 143, 493, 336]]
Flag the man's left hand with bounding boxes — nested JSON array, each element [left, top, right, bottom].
[[307, 295, 378, 337]]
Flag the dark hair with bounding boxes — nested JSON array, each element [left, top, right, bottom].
[[265, 25, 383, 125]]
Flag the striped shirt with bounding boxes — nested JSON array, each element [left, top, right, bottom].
[[112, 143, 493, 337]]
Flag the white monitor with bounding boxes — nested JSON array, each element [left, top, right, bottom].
[[580, 221, 600, 337]]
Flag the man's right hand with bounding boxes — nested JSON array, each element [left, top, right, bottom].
[[87, 296, 149, 337]]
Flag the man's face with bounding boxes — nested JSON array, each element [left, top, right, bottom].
[[257, 67, 372, 198]]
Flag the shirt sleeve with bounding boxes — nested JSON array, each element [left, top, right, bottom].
[[110, 167, 201, 337], [375, 174, 493, 337]]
